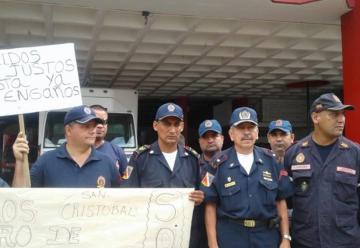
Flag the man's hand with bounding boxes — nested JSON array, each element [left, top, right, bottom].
[[13, 132, 29, 161], [189, 190, 204, 206]]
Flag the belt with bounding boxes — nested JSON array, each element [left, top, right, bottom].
[[228, 217, 280, 228]]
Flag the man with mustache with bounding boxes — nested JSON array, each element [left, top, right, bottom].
[[267, 120, 294, 164], [121, 102, 204, 248], [284, 93, 360, 248], [202, 107, 292, 248]]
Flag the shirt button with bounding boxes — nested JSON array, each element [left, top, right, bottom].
[[249, 194, 252, 198]]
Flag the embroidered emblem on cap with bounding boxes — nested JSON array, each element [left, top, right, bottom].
[[275, 120, 283, 126], [167, 104, 175, 112], [204, 120, 213, 128], [84, 106, 91, 114], [96, 176, 106, 188], [296, 153, 305, 163], [239, 110, 250, 120], [332, 94, 341, 103]]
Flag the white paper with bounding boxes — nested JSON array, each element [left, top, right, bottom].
[[0, 188, 194, 248], [0, 43, 82, 117]]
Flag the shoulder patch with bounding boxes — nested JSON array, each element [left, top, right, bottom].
[[209, 153, 227, 169], [184, 146, 200, 159]]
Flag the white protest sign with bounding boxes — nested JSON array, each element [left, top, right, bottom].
[[0, 188, 194, 248], [0, 43, 82, 117]]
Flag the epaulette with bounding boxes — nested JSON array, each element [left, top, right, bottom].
[[209, 153, 227, 169], [340, 142, 349, 149], [301, 140, 309, 148], [132, 145, 151, 160], [184, 146, 200, 159], [262, 147, 276, 158]]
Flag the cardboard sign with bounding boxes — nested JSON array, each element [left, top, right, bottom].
[[0, 43, 82, 117], [0, 188, 194, 248]]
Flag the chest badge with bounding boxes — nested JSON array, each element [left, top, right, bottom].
[[224, 181, 236, 188], [296, 153, 305, 163], [300, 181, 309, 192], [96, 176, 106, 188], [262, 170, 273, 182]]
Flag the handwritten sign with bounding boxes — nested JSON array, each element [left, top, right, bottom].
[[0, 188, 194, 248], [0, 43, 82, 117]]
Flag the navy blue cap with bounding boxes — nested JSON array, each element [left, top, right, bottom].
[[64, 105, 103, 126], [268, 119, 293, 134], [155, 103, 184, 121], [230, 107, 258, 126], [198, 119, 222, 137], [311, 93, 354, 113]]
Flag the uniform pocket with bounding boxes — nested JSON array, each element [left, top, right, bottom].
[[292, 170, 312, 196], [258, 179, 278, 206], [219, 184, 242, 212], [334, 172, 357, 204]]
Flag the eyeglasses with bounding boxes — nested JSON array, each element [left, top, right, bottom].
[[100, 119, 108, 125]]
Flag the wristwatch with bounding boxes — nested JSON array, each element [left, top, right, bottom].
[[283, 234, 292, 241]]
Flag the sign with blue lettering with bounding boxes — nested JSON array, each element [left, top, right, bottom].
[[0, 43, 82, 117], [0, 188, 194, 248]]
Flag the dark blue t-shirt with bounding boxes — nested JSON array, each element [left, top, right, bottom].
[[314, 141, 336, 163], [30, 144, 120, 188], [96, 141, 127, 174]]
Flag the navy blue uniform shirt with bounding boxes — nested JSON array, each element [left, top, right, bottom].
[[284, 135, 360, 248], [30, 144, 120, 188], [96, 141, 127, 175], [121, 141, 200, 188], [202, 146, 293, 220]]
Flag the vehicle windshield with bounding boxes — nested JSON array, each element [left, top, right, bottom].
[[44, 112, 136, 149]]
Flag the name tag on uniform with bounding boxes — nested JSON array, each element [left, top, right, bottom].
[[337, 166, 356, 175], [291, 164, 311, 171], [224, 181, 236, 188]]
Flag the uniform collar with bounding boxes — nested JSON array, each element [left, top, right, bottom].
[[229, 146, 264, 166], [56, 143, 100, 162], [305, 134, 349, 149], [150, 141, 189, 157]]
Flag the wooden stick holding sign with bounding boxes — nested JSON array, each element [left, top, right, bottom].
[[13, 114, 31, 187]]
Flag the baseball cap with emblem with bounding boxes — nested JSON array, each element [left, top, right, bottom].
[[310, 93, 354, 113], [268, 119, 293, 134], [230, 107, 258, 126], [64, 105, 103, 125], [198, 119, 222, 137], [155, 103, 184, 121]]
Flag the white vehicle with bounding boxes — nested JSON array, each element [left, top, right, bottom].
[[38, 87, 138, 160]]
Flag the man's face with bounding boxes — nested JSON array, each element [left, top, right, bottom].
[[66, 120, 97, 146], [153, 117, 184, 146], [312, 109, 346, 139], [94, 109, 108, 141], [199, 131, 224, 154], [267, 130, 294, 154], [229, 122, 258, 150]]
